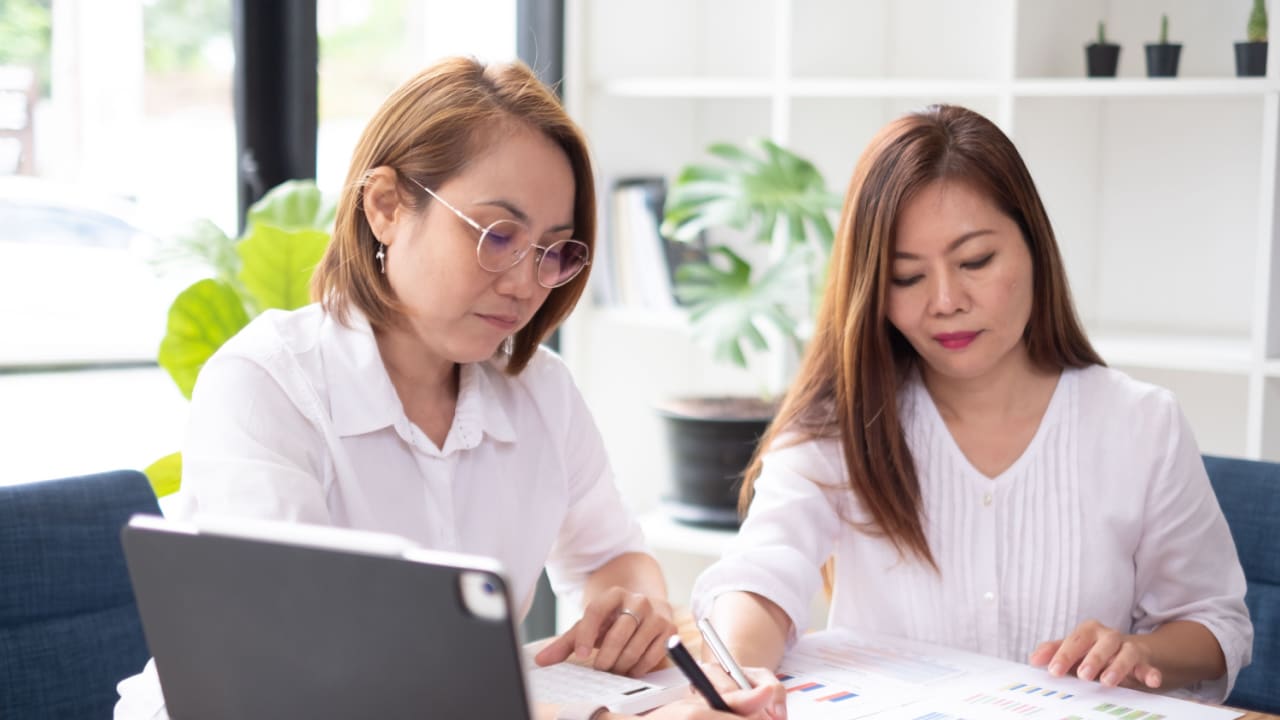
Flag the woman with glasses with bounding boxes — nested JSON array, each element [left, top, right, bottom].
[[116, 57, 785, 720]]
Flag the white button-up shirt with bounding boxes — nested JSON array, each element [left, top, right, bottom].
[[116, 303, 647, 719]]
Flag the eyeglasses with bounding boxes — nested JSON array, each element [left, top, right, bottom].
[[406, 176, 590, 289]]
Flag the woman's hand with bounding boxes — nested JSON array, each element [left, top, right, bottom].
[[1029, 619, 1162, 689], [534, 586, 677, 676], [625, 665, 787, 720]]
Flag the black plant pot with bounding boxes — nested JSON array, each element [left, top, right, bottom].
[[1145, 43, 1182, 77], [657, 398, 775, 529], [1085, 43, 1120, 77], [1236, 41, 1268, 77]]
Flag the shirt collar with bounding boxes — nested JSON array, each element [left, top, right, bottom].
[[448, 361, 517, 450], [322, 308, 517, 447]]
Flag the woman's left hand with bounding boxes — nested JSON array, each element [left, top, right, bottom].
[[1029, 619, 1162, 689], [534, 586, 677, 676]]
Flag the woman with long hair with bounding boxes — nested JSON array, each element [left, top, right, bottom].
[[692, 104, 1251, 701]]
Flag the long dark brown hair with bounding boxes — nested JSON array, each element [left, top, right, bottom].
[[311, 57, 596, 374], [741, 104, 1103, 568]]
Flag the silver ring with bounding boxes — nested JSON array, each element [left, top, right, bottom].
[[618, 608, 641, 624]]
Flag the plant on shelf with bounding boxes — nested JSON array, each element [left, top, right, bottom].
[[656, 139, 839, 527], [144, 180, 335, 497], [1085, 20, 1121, 78], [1145, 13, 1182, 78], [1237, 0, 1269, 77]]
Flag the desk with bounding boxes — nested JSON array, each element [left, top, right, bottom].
[[674, 611, 1279, 720]]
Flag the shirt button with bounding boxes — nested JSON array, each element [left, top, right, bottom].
[[983, 591, 995, 602], [983, 493, 993, 506]]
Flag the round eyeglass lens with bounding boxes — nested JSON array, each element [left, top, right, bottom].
[[477, 219, 531, 272], [539, 240, 590, 287]]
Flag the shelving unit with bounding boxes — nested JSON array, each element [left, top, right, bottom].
[[562, 0, 1280, 538]]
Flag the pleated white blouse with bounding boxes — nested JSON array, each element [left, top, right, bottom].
[[692, 365, 1251, 702]]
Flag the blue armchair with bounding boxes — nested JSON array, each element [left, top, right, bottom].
[[1204, 454, 1280, 714], [0, 470, 161, 719]]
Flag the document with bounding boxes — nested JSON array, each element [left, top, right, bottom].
[[778, 630, 1242, 720], [776, 629, 1013, 719], [524, 649, 690, 715]]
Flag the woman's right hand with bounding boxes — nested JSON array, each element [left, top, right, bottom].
[[629, 665, 787, 720]]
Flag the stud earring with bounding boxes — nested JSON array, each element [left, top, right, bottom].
[[376, 243, 386, 274]]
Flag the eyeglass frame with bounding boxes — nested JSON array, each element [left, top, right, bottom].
[[403, 175, 591, 289]]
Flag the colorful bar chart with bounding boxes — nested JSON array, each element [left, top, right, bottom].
[[1093, 702, 1165, 720]]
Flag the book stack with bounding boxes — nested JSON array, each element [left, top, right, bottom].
[[592, 176, 706, 309]]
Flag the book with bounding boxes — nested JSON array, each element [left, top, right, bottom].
[[603, 176, 708, 309]]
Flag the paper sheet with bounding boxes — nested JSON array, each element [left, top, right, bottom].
[[777, 631, 1241, 720]]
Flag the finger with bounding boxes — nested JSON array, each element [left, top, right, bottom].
[[1096, 639, 1141, 687], [1047, 621, 1101, 677], [625, 613, 677, 675], [701, 662, 738, 693], [630, 632, 670, 677], [574, 598, 617, 660], [1134, 661, 1163, 689], [593, 611, 640, 672], [1075, 628, 1123, 682], [743, 666, 785, 690], [724, 683, 788, 720], [533, 625, 579, 666], [611, 611, 660, 675], [1028, 640, 1062, 669]]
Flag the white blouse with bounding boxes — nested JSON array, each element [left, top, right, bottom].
[[116, 303, 648, 719], [692, 365, 1252, 702]]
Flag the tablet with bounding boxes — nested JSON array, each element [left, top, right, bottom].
[[121, 514, 534, 720]]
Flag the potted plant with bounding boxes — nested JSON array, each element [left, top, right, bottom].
[[144, 180, 335, 496], [1086, 21, 1121, 78], [657, 139, 839, 527], [1145, 13, 1182, 78], [1237, 0, 1268, 77]]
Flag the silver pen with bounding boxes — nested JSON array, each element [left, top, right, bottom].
[[696, 617, 753, 690]]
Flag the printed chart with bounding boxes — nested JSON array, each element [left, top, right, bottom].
[[871, 670, 1241, 720], [777, 630, 1014, 720]]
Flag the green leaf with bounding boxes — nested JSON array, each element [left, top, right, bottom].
[[237, 225, 330, 312], [674, 246, 808, 368], [661, 138, 837, 369], [158, 278, 251, 398], [149, 217, 240, 285], [246, 179, 336, 233], [144, 452, 183, 497]]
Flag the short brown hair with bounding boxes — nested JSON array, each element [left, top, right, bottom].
[[311, 56, 596, 374], [743, 104, 1102, 567]]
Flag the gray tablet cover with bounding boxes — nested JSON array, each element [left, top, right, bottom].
[[121, 516, 533, 720]]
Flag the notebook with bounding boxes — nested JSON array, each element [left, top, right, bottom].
[[121, 514, 686, 719]]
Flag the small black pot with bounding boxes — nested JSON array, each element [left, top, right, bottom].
[[1085, 43, 1121, 77], [657, 399, 775, 528], [1145, 43, 1182, 77], [1236, 41, 1268, 77]]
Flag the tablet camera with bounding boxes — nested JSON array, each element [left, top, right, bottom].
[[459, 570, 509, 622]]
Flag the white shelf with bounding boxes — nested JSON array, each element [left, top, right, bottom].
[[640, 511, 736, 558], [597, 77, 1276, 101], [1090, 332, 1254, 375], [1012, 77, 1277, 98]]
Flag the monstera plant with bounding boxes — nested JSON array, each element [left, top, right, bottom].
[[145, 180, 335, 496], [654, 139, 839, 527], [661, 139, 839, 373]]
